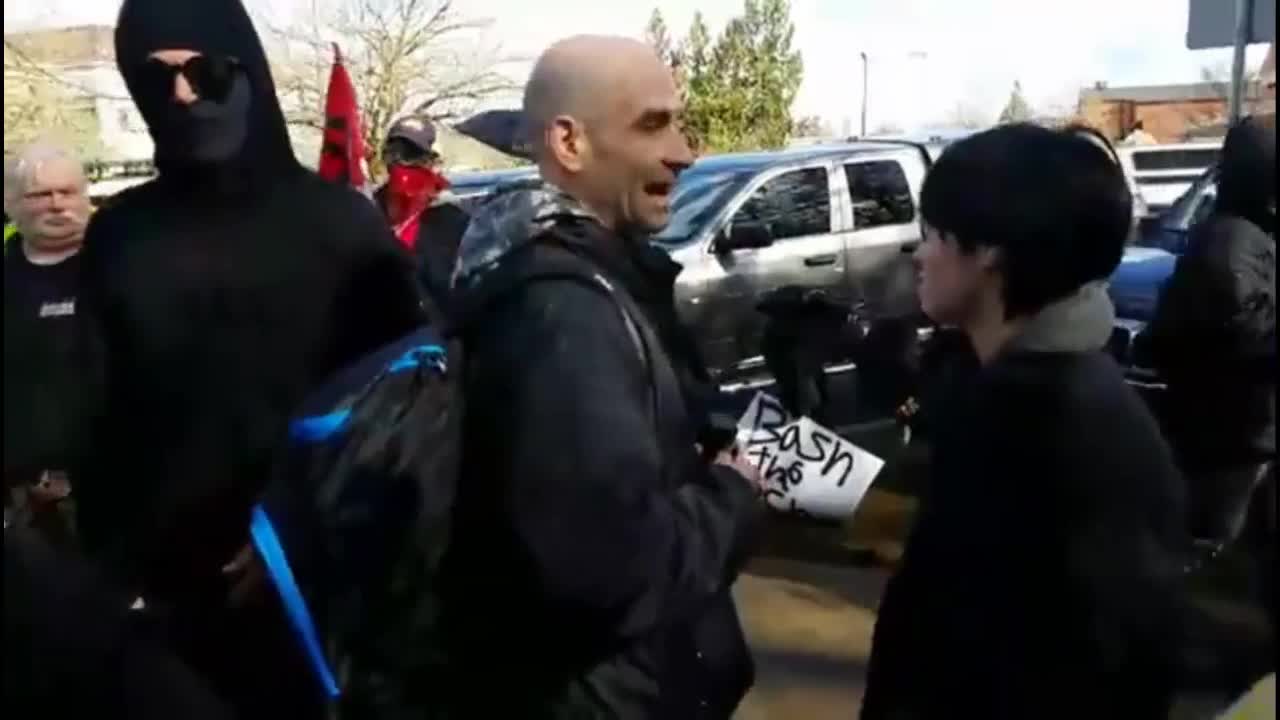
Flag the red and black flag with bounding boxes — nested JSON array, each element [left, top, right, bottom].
[[317, 43, 368, 189]]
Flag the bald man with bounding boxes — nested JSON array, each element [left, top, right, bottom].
[[440, 36, 762, 718]]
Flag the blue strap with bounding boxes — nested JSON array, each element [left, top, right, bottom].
[[250, 505, 341, 700], [287, 343, 445, 443]]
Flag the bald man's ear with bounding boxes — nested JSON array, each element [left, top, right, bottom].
[[546, 115, 589, 173]]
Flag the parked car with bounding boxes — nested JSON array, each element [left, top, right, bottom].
[[1117, 141, 1221, 217], [1108, 166, 1218, 323], [446, 166, 537, 209], [656, 141, 932, 382]]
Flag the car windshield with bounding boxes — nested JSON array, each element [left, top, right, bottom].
[[652, 170, 754, 246]]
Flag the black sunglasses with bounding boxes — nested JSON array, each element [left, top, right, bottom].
[[138, 55, 243, 103]]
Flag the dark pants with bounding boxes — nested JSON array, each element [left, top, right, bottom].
[[764, 347, 830, 424], [144, 588, 327, 720]]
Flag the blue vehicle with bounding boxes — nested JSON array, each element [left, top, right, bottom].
[[446, 167, 538, 209], [1107, 167, 1217, 322]]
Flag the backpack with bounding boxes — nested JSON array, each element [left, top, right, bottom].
[[254, 325, 460, 716], [251, 250, 650, 717]]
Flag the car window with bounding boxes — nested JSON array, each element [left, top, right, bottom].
[[652, 170, 753, 246], [1131, 148, 1220, 172], [1189, 186, 1217, 226], [843, 161, 914, 229], [732, 167, 830, 241]]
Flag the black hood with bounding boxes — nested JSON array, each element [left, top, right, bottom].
[[115, 0, 299, 185], [1217, 115, 1276, 233]]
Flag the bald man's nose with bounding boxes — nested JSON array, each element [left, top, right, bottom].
[[664, 129, 695, 172]]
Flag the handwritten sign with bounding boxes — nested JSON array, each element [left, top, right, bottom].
[[736, 392, 885, 520]]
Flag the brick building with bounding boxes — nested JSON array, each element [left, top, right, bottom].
[[1077, 80, 1267, 143], [1259, 42, 1276, 115], [1079, 41, 1277, 142]]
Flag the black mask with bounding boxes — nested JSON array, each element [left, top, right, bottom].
[[152, 70, 252, 168]]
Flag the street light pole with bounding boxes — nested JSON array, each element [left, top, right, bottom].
[[860, 52, 869, 137], [1228, 0, 1255, 122]]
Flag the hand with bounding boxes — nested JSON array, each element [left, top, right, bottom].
[[715, 445, 764, 492], [896, 396, 920, 422], [29, 471, 71, 504], [222, 542, 266, 608]]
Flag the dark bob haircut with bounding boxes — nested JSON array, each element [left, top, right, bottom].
[[920, 123, 1132, 318], [1061, 122, 1123, 166]]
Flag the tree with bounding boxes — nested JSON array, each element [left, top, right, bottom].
[[945, 101, 992, 130], [791, 115, 831, 137], [644, 9, 677, 66], [997, 81, 1033, 124], [645, 8, 688, 103], [673, 0, 804, 153], [3, 43, 107, 163], [265, 0, 518, 176]]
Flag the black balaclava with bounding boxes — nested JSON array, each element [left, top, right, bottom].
[[114, 0, 300, 189], [1217, 115, 1276, 235]]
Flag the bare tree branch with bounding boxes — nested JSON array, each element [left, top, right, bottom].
[[263, 0, 517, 174]]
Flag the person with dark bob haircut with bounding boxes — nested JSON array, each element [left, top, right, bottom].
[[862, 124, 1195, 718]]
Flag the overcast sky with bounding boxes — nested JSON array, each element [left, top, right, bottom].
[[5, 0, 1270, 132]]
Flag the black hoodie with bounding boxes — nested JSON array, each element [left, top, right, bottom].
[[76, 0, 424, 596], [1141, 116, 1276, 468]]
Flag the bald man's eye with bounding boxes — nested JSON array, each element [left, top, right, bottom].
[[636, 110, 674, 132]]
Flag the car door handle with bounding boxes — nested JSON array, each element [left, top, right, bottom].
[[804, 254, 838, 267]]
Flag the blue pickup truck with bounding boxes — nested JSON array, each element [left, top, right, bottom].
[[1108, 167, 1217, 323]]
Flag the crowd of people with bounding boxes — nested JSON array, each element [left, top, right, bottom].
[[3, 0, 1275, 717]]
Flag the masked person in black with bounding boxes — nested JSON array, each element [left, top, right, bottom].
[[441, 36, 763, 718], [75, 1, 423, 716], [374, 116, 470, 316]]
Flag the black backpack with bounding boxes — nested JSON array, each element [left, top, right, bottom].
[[254, 325, 461, 716], [252, 250, 650, 717]]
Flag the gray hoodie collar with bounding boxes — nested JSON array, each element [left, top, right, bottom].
[[450, 180, 598, 289], [1005, 281, 1116, 355]]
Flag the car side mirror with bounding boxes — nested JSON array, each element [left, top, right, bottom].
[[717, 222, 773, 252]]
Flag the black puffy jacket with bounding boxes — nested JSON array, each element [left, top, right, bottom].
[[1141, 116, 1276, 469]]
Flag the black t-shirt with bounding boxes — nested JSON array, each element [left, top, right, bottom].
[[3, 240, 92, 484]]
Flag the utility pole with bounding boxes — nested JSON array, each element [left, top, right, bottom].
[[1229, 0, 1255, 122], [860, 52, 869, 137]]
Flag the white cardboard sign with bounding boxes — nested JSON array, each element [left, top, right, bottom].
[[735, 392, 885, 520]]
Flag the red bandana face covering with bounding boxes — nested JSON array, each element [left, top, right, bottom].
[[387, 164, 449, 212]]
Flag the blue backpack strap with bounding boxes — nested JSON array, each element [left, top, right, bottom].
[[262, 327, 451, 699], [250, 504, 342, 700]]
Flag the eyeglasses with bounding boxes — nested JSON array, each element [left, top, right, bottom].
[[138, 54, 243, 103]]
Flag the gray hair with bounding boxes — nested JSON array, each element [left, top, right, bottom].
[[3, 141, 88, 217]]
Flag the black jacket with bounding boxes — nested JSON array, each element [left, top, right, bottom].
[[1140, 119, 1276, 469], [440, 184, 762, 718], [78, 0, 424, 597], [3, 526, 234, 720], [375, 187, 471, 317], [862, 287, 1193, 719], [3, 240, 97, 489]]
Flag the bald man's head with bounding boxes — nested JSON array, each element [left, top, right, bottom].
[[522, 35, 693, 233]]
